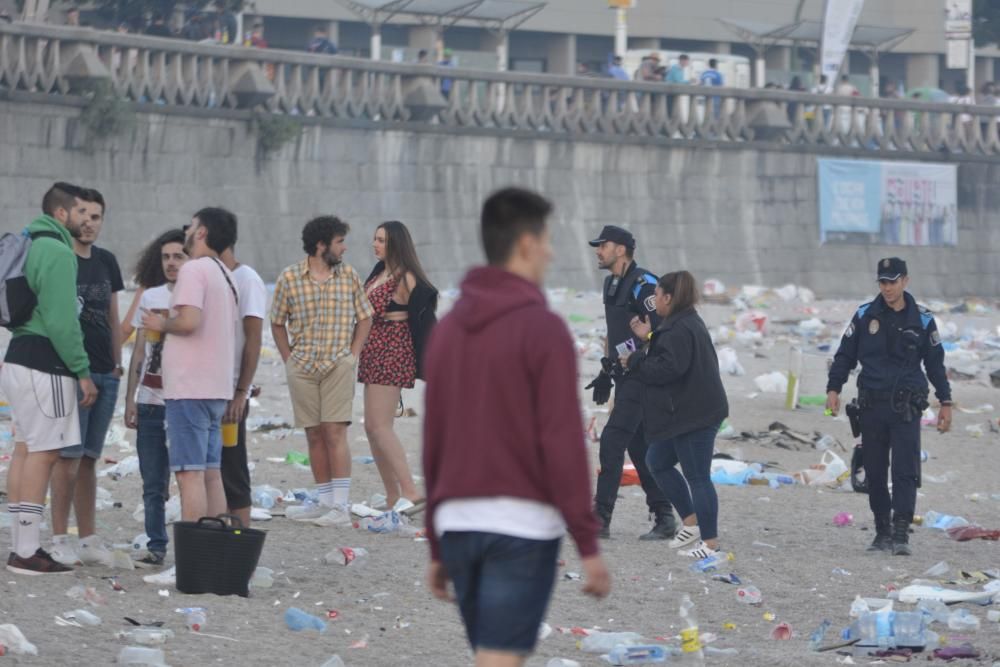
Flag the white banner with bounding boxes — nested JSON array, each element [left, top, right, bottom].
[[819, 0, 866, 88]]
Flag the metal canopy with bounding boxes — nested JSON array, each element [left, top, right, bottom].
[[336, 0, 546, 30], [718, 18, 915, 54]]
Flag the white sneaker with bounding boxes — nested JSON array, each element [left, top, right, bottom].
[[142, 565, 176, 585], [50, 536, 82, 566], [286, 502, 330, 522], [79, 537, 113, 566], [680, 541, 719, 559], [312, 507, 353, 527], [668, 525, 701, 550]]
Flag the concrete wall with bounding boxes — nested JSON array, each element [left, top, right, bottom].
[[2, 97, 998, 297]]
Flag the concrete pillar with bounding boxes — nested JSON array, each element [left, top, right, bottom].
[[975, 56, 994, 92], [326, 21, 340, 47], [765, 46, 792, 73], [547, 34, 576, 75], [409, 25, 438, 54], [905, 54, 939, 91], [481, 32, 509, 71]]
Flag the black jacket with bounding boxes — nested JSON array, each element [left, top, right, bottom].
[[627, 307, 729, 442], [366, 261, 438, 380], [603, 261, 661, 362], [826, 291, 950, 402]]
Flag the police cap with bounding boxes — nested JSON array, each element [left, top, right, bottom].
[[589, 225, 635, 250], [876, 257, 907, 281]]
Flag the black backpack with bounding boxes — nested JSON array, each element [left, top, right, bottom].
[[0, 230, 61, 329]]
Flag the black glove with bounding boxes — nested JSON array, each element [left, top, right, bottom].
[[585, 370, 613, 405]]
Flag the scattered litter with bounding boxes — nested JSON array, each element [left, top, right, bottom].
[[753, 371, 787, 394], [117, 646, 168, 666], [580, 631, 643, 653], [284, 607, 326, 632], [770, 622, 792, 640], [833, 512, 854, 527], [63, 609, 102, 626], [324, 547, 369, 566], [0, 625, 37, 656]]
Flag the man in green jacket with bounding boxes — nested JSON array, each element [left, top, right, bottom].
[[2, 182, 98, 575]]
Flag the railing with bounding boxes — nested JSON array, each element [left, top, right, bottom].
[[4, 22, 1000, 158]]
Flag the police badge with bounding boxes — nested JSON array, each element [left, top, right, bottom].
[[930, 329, 941, 346], [869, 319, 880, 335], [644, 295, 656, 312], [845, 323, 855, 338]]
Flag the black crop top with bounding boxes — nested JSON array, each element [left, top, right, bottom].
[[385, 301, 408, 313]]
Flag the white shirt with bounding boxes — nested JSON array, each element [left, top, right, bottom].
[[231, 264, 268, 388], [131, 285, 172, 406], [434, 497, 566, 541]]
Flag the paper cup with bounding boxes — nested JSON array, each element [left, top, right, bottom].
[[222, 422, 238, 447]]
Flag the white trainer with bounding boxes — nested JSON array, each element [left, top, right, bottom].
[[312, 507, 353, 528], [142, 565, 176, 585], [79, 537, 113, 566], [668, 525, 701, 550], [680, 541, 719, 559], [286, 502, 330, 522], [50, 536, 82, 566]]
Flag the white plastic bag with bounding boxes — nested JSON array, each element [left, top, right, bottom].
[[0, 624, 38, 656]]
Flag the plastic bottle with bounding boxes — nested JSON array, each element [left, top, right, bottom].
[[736, 585, 762, 605], [922, 511, 970, 530], [808, 619, 831, 651], [947, 608, 980, 632], [66, 608, 102, 626], [849, 595, 870, 618], [116, 628, 174, 645], [117, 647, 167, 666], [251, 486, 279, 509], [284, 607, 327, 632], [251, 566, 274, 589], [678, 594, 705, 664], [688, 551, 732, 573], [815, 434, 836, 451], [606, 645, 668, 665], [184, 609, 206, 632], [320, 656, 347, 667]]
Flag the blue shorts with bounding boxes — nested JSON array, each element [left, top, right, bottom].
[[165, 399, 226, 472], [62, 371, 121, 460], [438, 532, 561, 655]]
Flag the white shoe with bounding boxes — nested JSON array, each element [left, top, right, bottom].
[[286, 502, 329, 522], [79, 538, 113, 566], [50, 536, 82, 566], [680, 541, 719, 559], [142, 565, 176, 585], [250, 507, 272, 522], [669, 525, 701, 550], [312, 507, 353, 527]]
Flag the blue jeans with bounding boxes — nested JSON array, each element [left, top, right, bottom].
[[62, 371, 121, 459], [646, 425, 721, 541], [137, 404, 169, 556], [439, 532, 561, 655], [165, 399, 226, 472]]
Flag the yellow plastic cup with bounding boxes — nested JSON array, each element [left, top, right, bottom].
[[222, 422, 239, 447], [145, 329, 162, 343]]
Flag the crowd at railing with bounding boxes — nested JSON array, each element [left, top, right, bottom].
[[3, 21, 1000, 157]]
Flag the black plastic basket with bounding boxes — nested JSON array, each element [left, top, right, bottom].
[[173, 515, 266, 597]]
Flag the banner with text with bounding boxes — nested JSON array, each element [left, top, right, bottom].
[[819, 0, 866, 87], [818, 158, 958, 246]]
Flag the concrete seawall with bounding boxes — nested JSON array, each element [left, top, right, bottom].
[[2, 97, 998, 297]]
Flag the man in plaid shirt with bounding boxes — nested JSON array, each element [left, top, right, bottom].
[[271, 216, 373, 526]]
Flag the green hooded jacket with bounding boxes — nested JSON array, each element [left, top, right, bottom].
[[6, 215, 90, 379]]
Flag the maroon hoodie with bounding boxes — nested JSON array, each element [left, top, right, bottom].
[[422, 266, 600, 560]]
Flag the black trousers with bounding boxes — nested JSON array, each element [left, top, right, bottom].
[[593, 377, 671, 517], [861, 400, 921, 521]]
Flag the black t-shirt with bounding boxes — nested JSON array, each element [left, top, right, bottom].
[[77, 246, 124, 373]]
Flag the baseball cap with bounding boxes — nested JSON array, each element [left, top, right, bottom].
[[876, 257, 907, 281], [589, 225, 635, 250]]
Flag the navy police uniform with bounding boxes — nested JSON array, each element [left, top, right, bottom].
[[588, 226, 673, 538], [827, 258, 951, 555]]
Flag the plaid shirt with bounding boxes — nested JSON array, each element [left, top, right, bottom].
[[270, 259, 373, 374]]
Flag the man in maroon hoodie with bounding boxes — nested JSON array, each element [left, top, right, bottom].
[[423, 187, 610, 665]]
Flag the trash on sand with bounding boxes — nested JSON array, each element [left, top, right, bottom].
[[63, 609, 102, 626], [932, 644, 980, 660], [284, 607, 326, 632], [117, 646, 168, 666], [947, 526, 1000, 541], [604, 645, 668, 665], [284, 451, 310, 466], [717, 348, 745, 376], [736, 586, 762, 605], [0, 625, 38, 655], [833, 512, 854, 527], [711, 573, 741, 585], [922, 511, 970, 531], [546, 660, 582, 667], [100, 455, 139, 480], [324, 547, 369, 566], [947, 608, 981, 632], [897, 585, 994, 605], [689, 551, 734, 573], [850, 596, 870, 618], [808, 620, 832, 651], [753, 371, 787, 394], [66, 585, 105, 606], [116, 628, 174, 645], [770, 623, 792, 640], [924, 561, 951, 578]]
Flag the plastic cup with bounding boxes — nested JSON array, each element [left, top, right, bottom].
[[222, 422, 238, 447], [145, 329, 162, 343]]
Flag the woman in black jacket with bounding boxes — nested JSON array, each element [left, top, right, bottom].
[[360, 221, 437, 513], [622, 271, 729, 560]]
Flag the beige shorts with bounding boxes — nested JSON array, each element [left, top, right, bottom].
[[286, 355, 357, 428], [0, 363, 81, 452]]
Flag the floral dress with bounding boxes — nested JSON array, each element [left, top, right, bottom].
[[357, 276, 417, 388]]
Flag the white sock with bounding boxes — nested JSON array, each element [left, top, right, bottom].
[[317, 481, 335, 508], [331, 478, 351, 508], [80, 534, 100, 548], [16, 503, 43, 558], [7, 503, 19, 553]]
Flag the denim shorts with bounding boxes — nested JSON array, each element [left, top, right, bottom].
[[438, 531, 561, 655], [62, 371, 121, 459], [165, 399, 226, 472]]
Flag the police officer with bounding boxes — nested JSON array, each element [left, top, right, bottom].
[[826, 258, 952, 556], [585, 226, 676, 541]]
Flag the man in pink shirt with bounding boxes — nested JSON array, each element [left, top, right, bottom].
[[142, 208, 238, 523]]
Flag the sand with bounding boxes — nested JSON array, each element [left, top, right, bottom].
[[1, 287, 999, 667]]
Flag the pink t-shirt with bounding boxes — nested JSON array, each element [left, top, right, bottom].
[[163, 257, 237, 400]]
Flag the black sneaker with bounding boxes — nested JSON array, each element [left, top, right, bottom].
[[6, 552, 14, 566], [138, 552, 165, 566], [7, 548, 74, 575]]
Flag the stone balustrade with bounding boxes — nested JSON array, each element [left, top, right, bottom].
[[3, 22, 1000, 158]]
